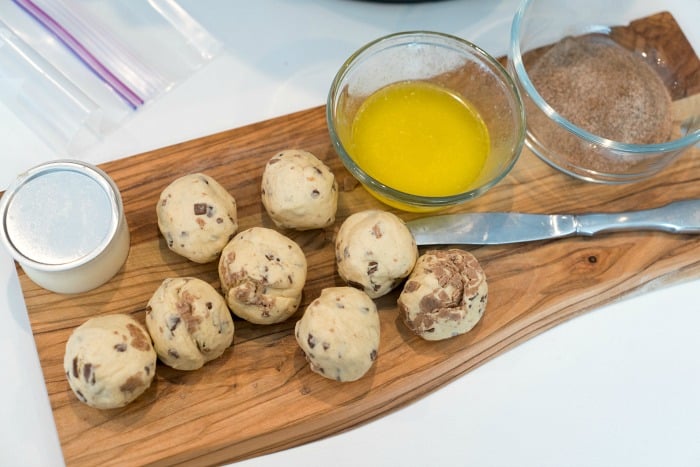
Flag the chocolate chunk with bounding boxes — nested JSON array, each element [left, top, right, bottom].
[[307, 333, 317, 349], [83, 363, 95, 384], [114, 343, 127, 352], [194, 203, 207, 215], [311, 189, 320, 198], [370, 349, 378, 361], [72, 357, 79, 378], [75, 390, 87, 403], [168, 348, 180, 359], [168, 315, 181, 332], [177, 291, 203, 333], [83, 363, 92, 381], [367, 261, 378, 275]]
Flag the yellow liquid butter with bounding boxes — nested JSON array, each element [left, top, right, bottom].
[[350, 80, 490, 200]]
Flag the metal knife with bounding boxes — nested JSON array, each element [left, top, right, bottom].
[[406, 199, 700, 245]]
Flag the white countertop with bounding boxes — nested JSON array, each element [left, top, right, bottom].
[[2, 1, 700, 466]]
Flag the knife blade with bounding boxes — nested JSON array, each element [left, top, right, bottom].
[[406, 199, 700, 245]]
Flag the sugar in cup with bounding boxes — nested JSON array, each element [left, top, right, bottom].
[[508, 0, 700, 183]]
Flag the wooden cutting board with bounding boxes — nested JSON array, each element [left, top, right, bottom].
[[12, 11, 700, 467]]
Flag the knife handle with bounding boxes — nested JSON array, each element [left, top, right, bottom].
[[575, 199, 700, 236]]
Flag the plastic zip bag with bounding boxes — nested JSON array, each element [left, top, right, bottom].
[[0, 0, 222, 153]]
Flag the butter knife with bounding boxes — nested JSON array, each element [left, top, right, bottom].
[[407, 199, 700, 245]]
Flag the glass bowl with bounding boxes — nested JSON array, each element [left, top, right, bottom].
[[327, 31, 525, 212], [508, 0, 700, 184]]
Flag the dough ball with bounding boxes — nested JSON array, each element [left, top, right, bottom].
[[335, 210, 418, 299], [157, 173, 238, 263], [261, 149, 338, 230], [295, 287, 379, 382], [218, 227, 307, 324], [64, 314, 156, 409], [146, 277, 234, 371], [398, 249, 487, 341]]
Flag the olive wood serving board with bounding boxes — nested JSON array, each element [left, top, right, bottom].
[[12, 10, 700, 467]]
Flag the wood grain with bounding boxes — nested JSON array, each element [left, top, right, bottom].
[[11, 11, 700, 467]]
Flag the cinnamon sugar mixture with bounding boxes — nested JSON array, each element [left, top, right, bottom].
[[529, 34, 673, 144]]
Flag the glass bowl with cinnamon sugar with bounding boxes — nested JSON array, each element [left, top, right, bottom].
[[508, 0, 700, 183]]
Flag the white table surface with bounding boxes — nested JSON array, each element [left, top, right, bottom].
[[2, 1, 700, 466]]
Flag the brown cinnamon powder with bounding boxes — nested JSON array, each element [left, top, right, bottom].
[[525, 34, 673, 174]]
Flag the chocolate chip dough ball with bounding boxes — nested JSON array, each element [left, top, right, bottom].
[[295, 287, 380, 382], [146, 277, 234, 371], [157, 173, 238, 263], [335, 210, 418, 299], [261, 149, 338, 230], [64, 314, 157, 409], [398, 249, 487, 341], [218, 227, 307, 324]]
